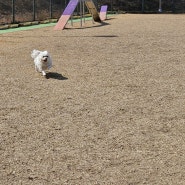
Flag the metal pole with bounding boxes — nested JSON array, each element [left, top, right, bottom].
[[70, 14, 73, 27], [80, 0, 82, 27], [172, 0, 174, 12], [158, 0, 162, 12], [50, 0, 53, 19], [142, 0, 144, 13], [12, 0, 15, 23], [65, 0, 67, 7], [70, 0, 73, 27], [33, 0, 36, 21], [83, 0, 85, 24]]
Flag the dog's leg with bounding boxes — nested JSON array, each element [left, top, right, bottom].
[[42, 71, 46, 76], [35, 65, 38, 72]]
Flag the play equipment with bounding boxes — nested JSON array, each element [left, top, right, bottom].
[[54, 0, 79, 30], [85, 0, 101, 22], [54, 0, 106, 30], [100, 5, 108, 21]]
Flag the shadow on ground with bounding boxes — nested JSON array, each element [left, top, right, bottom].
[[46, 72, 68, 80]]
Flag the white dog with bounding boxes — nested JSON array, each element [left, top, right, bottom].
[[31, 49, 52, 76]]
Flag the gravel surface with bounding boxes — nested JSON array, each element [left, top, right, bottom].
[[1, 14, 185, 184]]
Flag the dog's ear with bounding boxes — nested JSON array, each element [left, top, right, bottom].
[[43, 51, 49, 56], [31, 49, 40, 59]]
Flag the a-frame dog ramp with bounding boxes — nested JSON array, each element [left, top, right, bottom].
[[100, 5, 108, 21], [54, 0, 79, 30], [54, 0, 101, 30], [85, 0, 101, 23]]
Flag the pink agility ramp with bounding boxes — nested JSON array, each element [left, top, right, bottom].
[[100, 5, 108, 21], [54, 0, 102, 30], [54, 0, 78, 30]]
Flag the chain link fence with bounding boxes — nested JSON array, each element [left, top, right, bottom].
[[1, 0, 185, 25], [0, 0, 67, 25]]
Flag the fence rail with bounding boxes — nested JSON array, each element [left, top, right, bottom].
[[1, 0, 185, 25]]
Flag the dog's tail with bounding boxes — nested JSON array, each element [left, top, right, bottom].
[[31, 49, 41, 59]]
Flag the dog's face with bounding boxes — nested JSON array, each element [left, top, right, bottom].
[[40, 51, 49, 63], [41, 55, 48, 63]]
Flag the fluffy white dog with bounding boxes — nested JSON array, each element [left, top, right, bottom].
[[31, 49, 52, 76]]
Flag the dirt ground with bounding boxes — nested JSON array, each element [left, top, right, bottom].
[[1, 14, 185, 184]]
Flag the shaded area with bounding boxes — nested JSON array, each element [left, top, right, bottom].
[[46, 72, 68, 80]]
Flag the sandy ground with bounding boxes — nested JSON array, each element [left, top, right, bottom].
[[1, 14, 185, 184]]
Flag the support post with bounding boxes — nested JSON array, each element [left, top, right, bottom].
[[83, 0, 85, 24], [33, 0, 36, 21], [12, 0, 15, 23], [50, 0, 53, 19], [158, 0, 162, 12], [80, 0, 83, 27], [142, 0, 144, 13]]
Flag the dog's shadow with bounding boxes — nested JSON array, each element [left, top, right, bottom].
[[46, 72, 68, 80]]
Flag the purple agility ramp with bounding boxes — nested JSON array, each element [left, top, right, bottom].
[[100, 5, 108, 21], [54, 0, 79, 30], [54, 0, 102, 30]]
